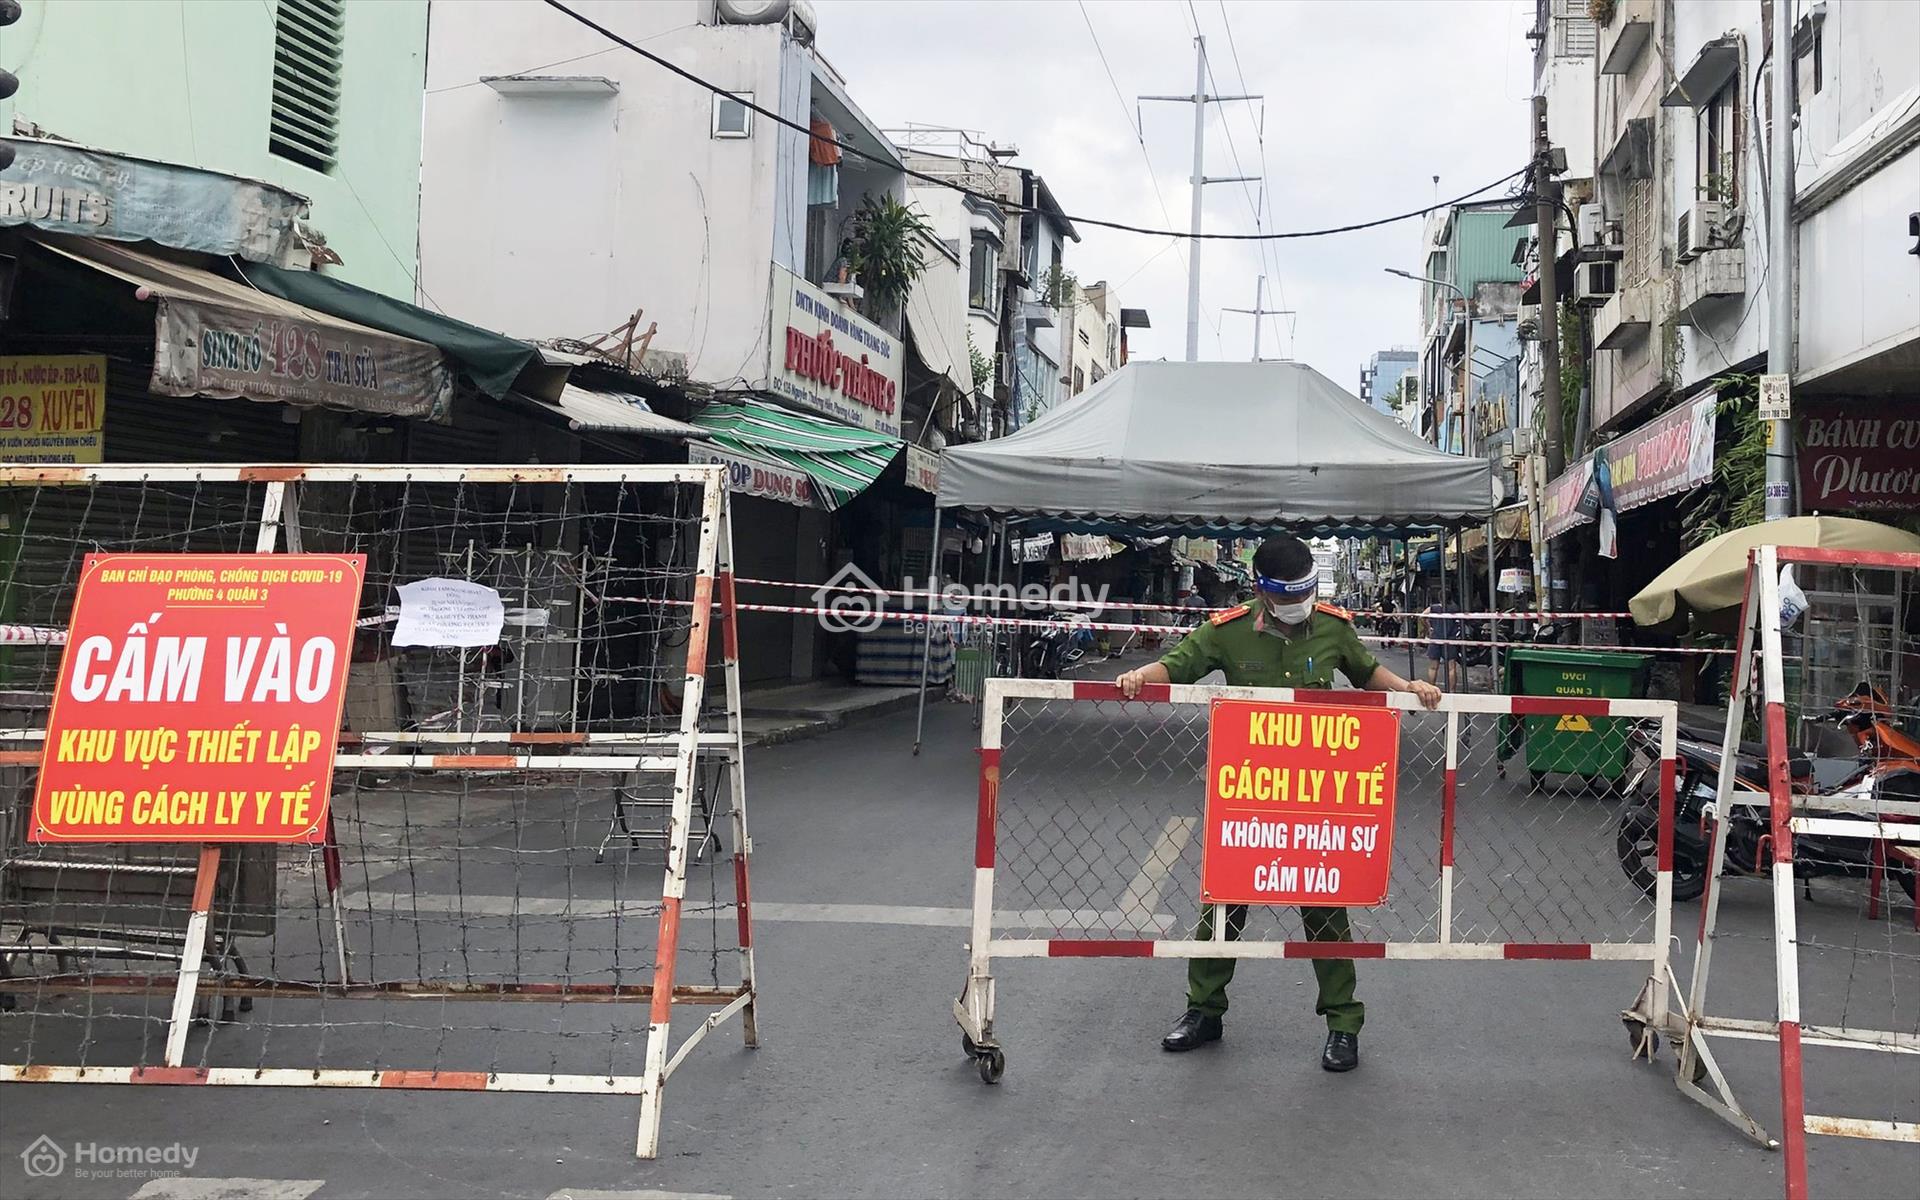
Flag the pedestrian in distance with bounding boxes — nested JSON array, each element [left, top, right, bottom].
[[1424, 601, 1466, 693], [1116, 534, 1443, 1072]]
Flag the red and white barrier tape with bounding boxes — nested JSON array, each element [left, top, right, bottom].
[[729, 575, 1631, 622], [615, 596, 1736, 655]]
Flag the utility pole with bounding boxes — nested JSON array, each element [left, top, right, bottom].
[[1533, 94, 1567, 482], [1141, 36, 1258, 362], [1222, 276, 1295, 361], [1763, 0, 1798, 520]]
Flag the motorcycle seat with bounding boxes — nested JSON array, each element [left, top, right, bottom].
[[1678, 736, 1813, 780]]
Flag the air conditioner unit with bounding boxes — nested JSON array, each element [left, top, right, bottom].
[[1517, 302, 1541, 340], [1678, 201, 1729, 263], [1575, 260, 1617, 306], [1577, 204, 1605, 249]]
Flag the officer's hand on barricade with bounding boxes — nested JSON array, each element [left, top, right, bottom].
[[1117, 668, 1147, 699], [1408, 679, 1443, 709]]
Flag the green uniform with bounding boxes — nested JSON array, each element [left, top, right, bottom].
[[1158, 602, 1383, 1034]]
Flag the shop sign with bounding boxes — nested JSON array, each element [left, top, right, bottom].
[[767, 264, 902, 438], [905, 444, 940, 494], [31, 552, 364, 843], [1061, 534, 1118, 562], [1201, 700, 1401, 907], [0, 355, 105, 463], [1797, 402, 1920, 512], [1498, 567, 1533, 594], [1542, 392, 1716, 538], [1172, 536, 1218, 564], [1014, 532, 1054, 563], [0, 137, 306, 265], [151, 298, 453, 422], [689, 445, 818, 508]]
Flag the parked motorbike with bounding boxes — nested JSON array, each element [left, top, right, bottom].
[[1023, 609, 1095, 679], [1616, 683, 1920, 903]]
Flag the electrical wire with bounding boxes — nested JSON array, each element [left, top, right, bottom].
[[1076, 0, 1190, 274], [538, 0, 1529, 244]]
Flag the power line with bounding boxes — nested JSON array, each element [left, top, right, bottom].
[[538, 0, 1528, 243], [1213, 0, 1294, 355], [1076, 0, 1189, 276]]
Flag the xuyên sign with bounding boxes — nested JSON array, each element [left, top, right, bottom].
[[1201, 700, 1401, 906], [1797, 401, 1920, 512], [766, 264, 902, 438], [0, 355, 105, 463], [31, 553, 365, 843]]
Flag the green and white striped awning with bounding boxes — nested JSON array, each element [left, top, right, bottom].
[[689, 399, 902, 510]]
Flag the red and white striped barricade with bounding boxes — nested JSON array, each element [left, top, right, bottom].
[[955, 678, 1678, 1083], [0, 464, 758, 1160], [1661, 545, 1920, 1198]]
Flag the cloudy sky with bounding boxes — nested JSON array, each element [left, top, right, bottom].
[[812, 0, 1533, 391]]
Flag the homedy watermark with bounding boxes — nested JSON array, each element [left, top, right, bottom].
[[20, 1134, 199, 1181], [811, 563, 1110, 634]]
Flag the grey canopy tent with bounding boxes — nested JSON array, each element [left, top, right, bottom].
[[912, 360, 1498, 749], [937, 361, 1494, 532]]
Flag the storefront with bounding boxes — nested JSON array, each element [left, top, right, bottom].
[[1542, 390, 1718, 611]]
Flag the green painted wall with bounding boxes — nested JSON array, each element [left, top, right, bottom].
[[1449, 209, 1526, 291], [1, 0, 427, 301]]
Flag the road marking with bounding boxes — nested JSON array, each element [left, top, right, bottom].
[[346, 894, 1173, 933], [1117, 816, 1196, 921], [130, 1181, 325, 1200], [548, 1191, 733, 1200]]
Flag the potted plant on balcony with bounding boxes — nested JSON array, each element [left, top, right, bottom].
[[847, 192, 934, 326]]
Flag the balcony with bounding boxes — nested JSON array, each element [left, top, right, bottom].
[[1675, 249, 1746, 320], [1594, 283, 1653, 350]]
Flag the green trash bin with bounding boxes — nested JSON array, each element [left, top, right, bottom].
[[1502, 648, 1651, 786]]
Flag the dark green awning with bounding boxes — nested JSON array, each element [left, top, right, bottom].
[[689, 399, 901, 510], [240, 264, 539, 399]]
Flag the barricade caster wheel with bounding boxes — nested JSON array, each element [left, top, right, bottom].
[[975, 1046, 1005, 1084], [1621, 1016, 1657, 1057]]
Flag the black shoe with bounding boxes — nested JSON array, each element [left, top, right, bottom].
[[1161, 1008, 1223, 1052], [1321, 1030, 1359, 1072]]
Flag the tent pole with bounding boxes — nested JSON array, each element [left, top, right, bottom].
[[913, 506, 944, 755], [1486, 514, 1499, 695]]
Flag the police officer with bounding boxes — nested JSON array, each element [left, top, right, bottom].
[[1116, 534, 1442, 1073]]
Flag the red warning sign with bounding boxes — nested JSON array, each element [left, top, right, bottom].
[[1200, 699, 1401, 906], [31, 552, 365, 843]]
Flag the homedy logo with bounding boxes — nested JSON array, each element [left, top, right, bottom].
[[17, 1136, 199, 1180], [809, 563, 1111, 635], [813, 563, 888, 634], [20, 1135, 65, 1179]]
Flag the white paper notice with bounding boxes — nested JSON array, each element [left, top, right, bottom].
[[391, 578, 506, 648]]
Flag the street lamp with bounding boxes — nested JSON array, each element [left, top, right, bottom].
[[1384, 266, 1465, 303]]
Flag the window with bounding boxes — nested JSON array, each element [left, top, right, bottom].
[[1795, 22, 1823, 102], [1696, 82, 1740, 205], [1072, 367, 1085, 395], [968, 233, 999, 315], [711, 92, 753, 139], [1077, 328, 1090, 347], [269, 0, 344, 172], [1107, 321, 1118, 365]]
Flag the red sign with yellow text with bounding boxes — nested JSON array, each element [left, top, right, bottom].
[[30, 553, 366, 843], [1201, 700, 1401, 906]]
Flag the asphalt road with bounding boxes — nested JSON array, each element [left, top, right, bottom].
[[2, 696, 1915, 1199]]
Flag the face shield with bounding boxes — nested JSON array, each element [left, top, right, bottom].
[[1255, 568, 1318, 627]]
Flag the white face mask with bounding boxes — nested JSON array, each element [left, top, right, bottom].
[[1263, 595, 1315, 626]]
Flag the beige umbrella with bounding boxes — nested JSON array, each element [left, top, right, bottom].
[[1630, 516, 1920, 629]]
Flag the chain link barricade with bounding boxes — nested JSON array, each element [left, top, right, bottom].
[[0, 465, 756, 1159], [955, 678, 1678, 1083], [1656, 547, 1919, 1197]]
